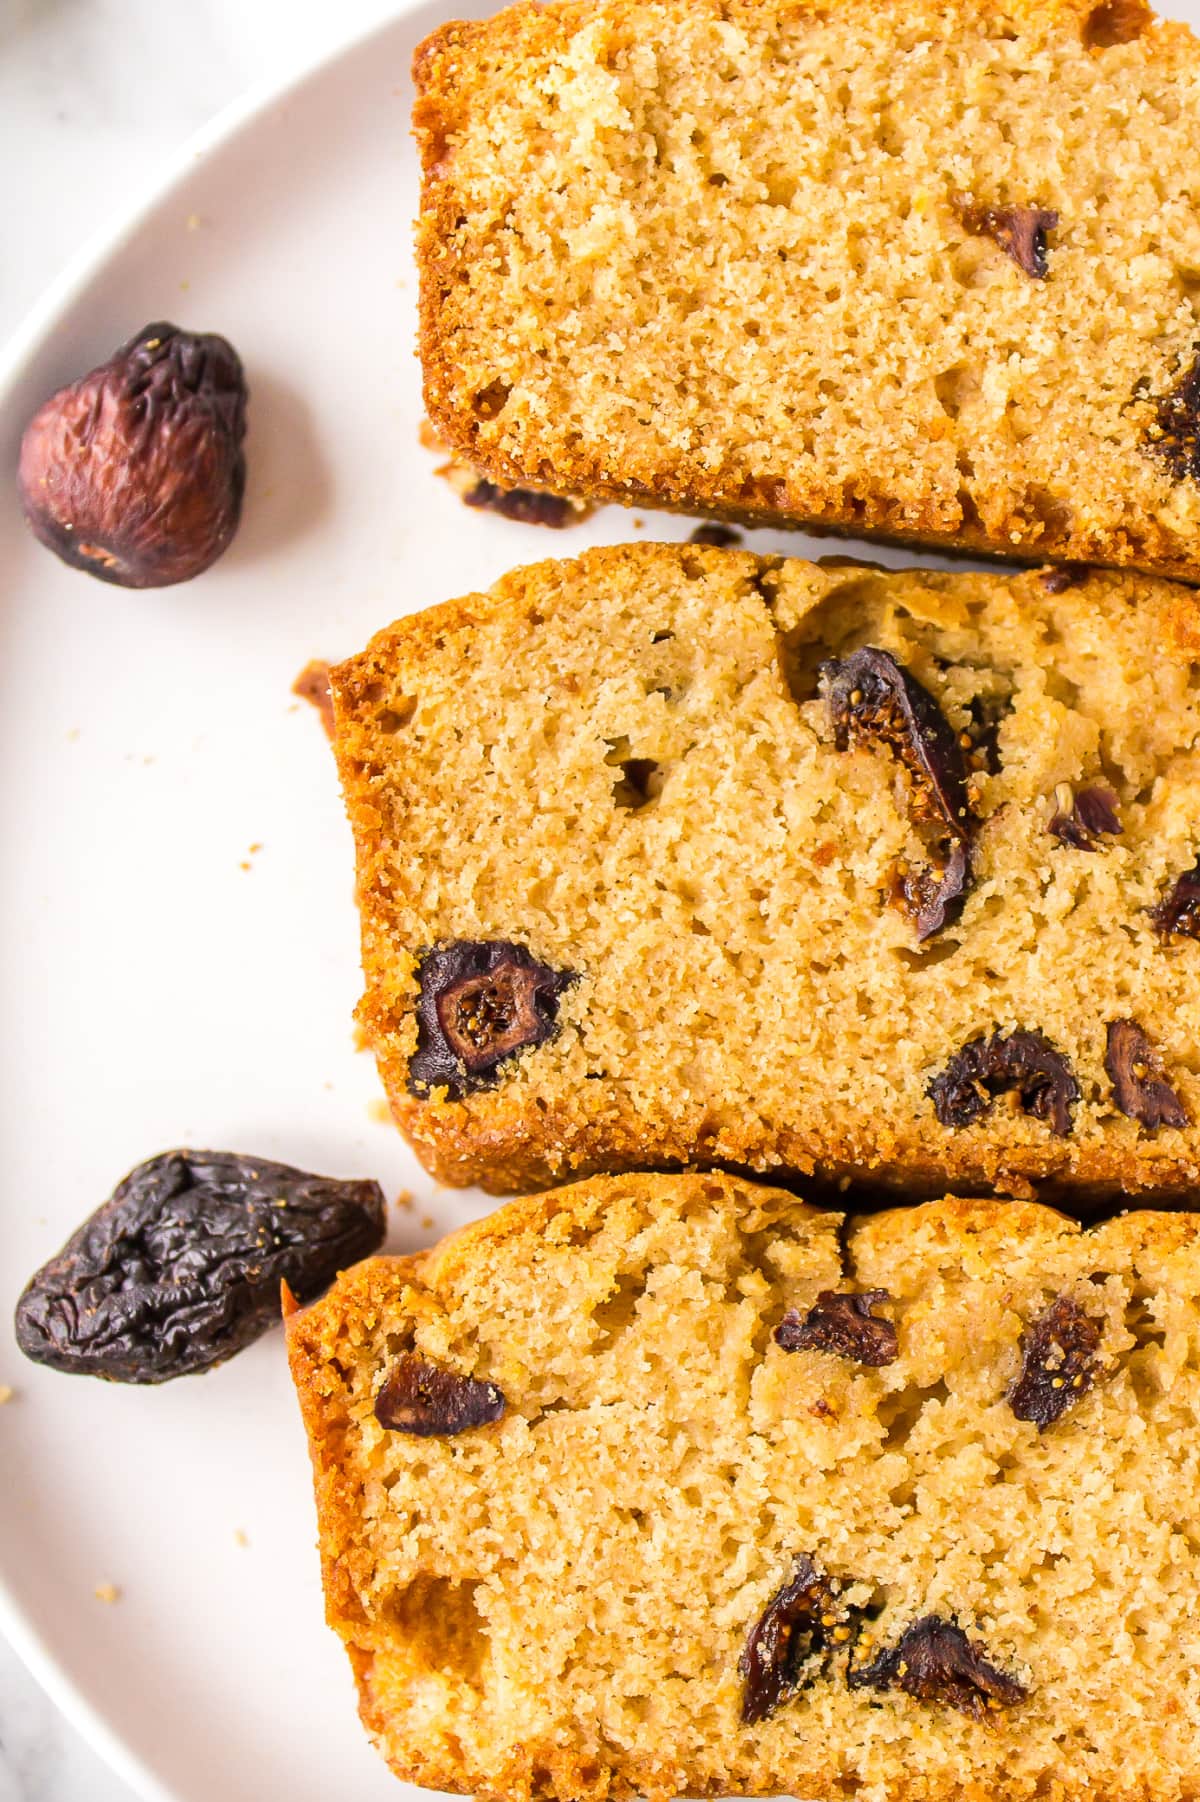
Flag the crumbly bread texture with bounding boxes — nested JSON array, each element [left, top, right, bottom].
[[287, 1171, 1200, 1802], [414, 0, 1200, 579], [332, 542, 1200, 1198]]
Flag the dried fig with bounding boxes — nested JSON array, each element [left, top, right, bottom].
[[462, 477, 578, 527], [927, 1029, 1079, 1136], [17, 321, 247, 587], [739, 1556, 853, 1724], [1150, 857, 1200, 938], [952, 196, 1059, 280], [375, 1353, 506, 1436], [820, 647, 974, 939], [822, 647, 970, 835], [408, 939, 576, 1097], [1008, 1293, 1102, 1429], [14, 1150, 384, 1383], [848, 1615, 1026, 1718], [775, 1290, 898, 1367], [1104, 1019, 1188, 1129], [1144, 352, 1200, 485], [1039, 564, 1089, 593], [1047, 784, 1121, 851]]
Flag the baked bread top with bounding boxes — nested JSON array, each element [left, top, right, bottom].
[[332, 543, 1200, 1198], [415, 0, 1200, 577], [288, 1171, 1200, 1802]]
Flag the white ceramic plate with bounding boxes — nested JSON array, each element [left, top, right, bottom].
[[5, 5, 1198, 1799]]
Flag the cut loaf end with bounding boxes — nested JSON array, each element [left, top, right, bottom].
[[415, 0, 1200, 578]]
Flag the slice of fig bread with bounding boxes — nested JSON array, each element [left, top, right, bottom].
[[288, 1171, 1200, 1802], [332, 542, 1200, 1199], [416, 0, 1200, 580]]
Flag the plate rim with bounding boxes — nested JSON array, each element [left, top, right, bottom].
[[0, 7, 423, 1797], [0, 2, 416, 419]]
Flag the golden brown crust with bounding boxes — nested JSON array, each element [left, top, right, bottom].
[[288, 1175, 1200, 1802], [333, 542, 1200, 1202], [413, 0, 1200, 581], [383, 1080, 1200, 1200]]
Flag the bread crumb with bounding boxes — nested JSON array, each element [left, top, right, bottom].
[[421, 1215, 435, 1231], [0, 1385, 14, 1405], [393, 1189, 414, 1212], [688, 522, 743, 548], [234, 1529, 249, 1548], [293, 661, 335, 740], [368, 1097, 394, 1125], [186, 212, 201, 232], [421, 415, 590, 525], [93, 1583, 120, 1604]]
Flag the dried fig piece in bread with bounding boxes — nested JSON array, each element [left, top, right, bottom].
[[740, 1556, 855, 1724], [409, 940, 576, 1096], [849, 1614, 1026, 1718], [1105, 1019, 1188, 1129], [821, 647, 973, 939], [928, 1030, 1079, 1137], [1008, 1294, 1102, 1429], [775, 1290, 898, 1367], [375, 1352, 506, 1435]]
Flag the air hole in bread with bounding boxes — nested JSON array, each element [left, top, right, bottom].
[[957, 485, 984, 531], [590, 1272, 649, 1348], [472, 379, 511, 420], [877, 1379, 951, 1455], [934, 364, 980, 420], [377, 698, 417, 734], [611, 758, 664, 810], [1123, 1290, 1167, 1353], [893, 938, 963, 972], [384, 1577, 488, 1684]]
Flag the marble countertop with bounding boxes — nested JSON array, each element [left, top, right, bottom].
[[0, 6, 393, 1796]]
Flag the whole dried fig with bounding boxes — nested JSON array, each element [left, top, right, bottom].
[[17, 321, 247, 587], [14, 1150, 384, 1383]]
